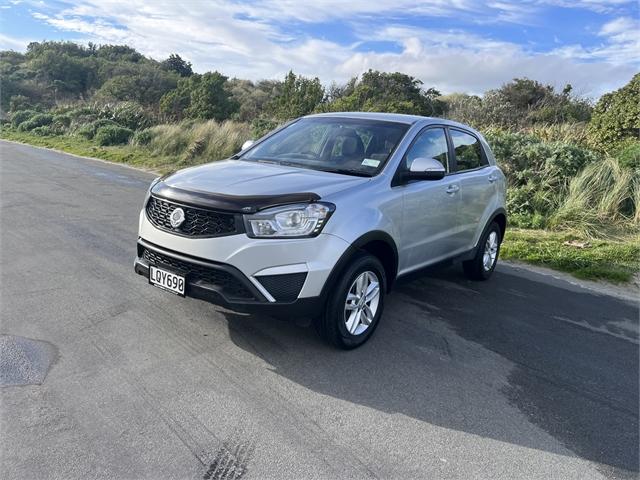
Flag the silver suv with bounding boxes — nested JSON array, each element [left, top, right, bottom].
[[134, 112, 506, 348]]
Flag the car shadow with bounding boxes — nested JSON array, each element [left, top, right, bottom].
[[221, 266, 639, 477]]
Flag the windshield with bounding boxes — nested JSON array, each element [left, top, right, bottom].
[[239, 117, 410, 177]]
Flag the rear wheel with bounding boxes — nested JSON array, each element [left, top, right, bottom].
[[315, 253, 386, 349], [463, 221, 501, 280]]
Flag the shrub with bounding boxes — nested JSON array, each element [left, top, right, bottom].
[[587, 73, 640, 152], [76, 118, 120, 140], [31, 126, 53, 136], [9, 95, 32, 112], [94, 125, 134, 146], [615, 141, 640, 172], [52, 114, 71, 128], [97, 101, 153, 130], [70, 113, 99, 132], [250, 117, 279, 138], [10, 110, 38, 127], [17, 113, 54, 131], [485, 129, 599, 224], [131, 128, 155, 146]]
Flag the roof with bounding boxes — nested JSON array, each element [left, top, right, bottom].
[[305, 111, 481, 135], [306, 111, 424, 124]]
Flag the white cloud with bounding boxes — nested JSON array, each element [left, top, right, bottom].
[[599, 16, 639, 40], [2, 0, 635, 97], [0, 32, 33, 51], [536, 0, 631, 13], [338, 26, 635, 96], [551, 16, 639, 66]]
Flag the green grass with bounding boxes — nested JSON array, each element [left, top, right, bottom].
[[0, 128, 174, 173], [502, 229, 640, 283], [1, 120, 250, 173]]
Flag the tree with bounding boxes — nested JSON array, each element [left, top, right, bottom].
[[161, 54, 193, 77], [95, 65, 178, 105], [440, 93, 484, 127], [587, 73, 640, 152], [228, 78, 282, 122], [29, 50, 92, 97], [187, 72, 238, 120], [8, 94, 32, 112], [159, 86, 191, 120], [95, 44, 143, 62], [265, 71, 324, 120], [324, 70, 444, 116], [159, 72, 238, 121], [477, 78, 592, 127]]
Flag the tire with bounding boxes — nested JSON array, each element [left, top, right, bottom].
[[462, 221, 502, 280], [315, 252, 386, 349]]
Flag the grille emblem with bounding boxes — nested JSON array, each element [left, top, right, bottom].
[[169, 208, 185, 228]]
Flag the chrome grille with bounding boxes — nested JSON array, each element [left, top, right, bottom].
[[146, 196, 237, 237]]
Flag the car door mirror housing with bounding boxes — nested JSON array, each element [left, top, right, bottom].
[[241, 139, 255, 151], [405, 157, 446, 181]]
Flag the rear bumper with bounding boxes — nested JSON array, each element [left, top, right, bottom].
[[134, 239, 324, 317]]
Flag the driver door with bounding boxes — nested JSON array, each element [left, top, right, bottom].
[[398, 127, 464, 272]]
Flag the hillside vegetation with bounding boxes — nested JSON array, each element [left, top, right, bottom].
[[1, 41, 639, 282]]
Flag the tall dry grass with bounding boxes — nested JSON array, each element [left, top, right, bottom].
[[550, 156, 639, 238], [521, 122, 590, 146], [138, 120, 251, 166]]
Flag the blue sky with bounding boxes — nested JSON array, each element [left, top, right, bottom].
[[1, 0, 638, 97]]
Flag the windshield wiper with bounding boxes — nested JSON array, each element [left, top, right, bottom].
[[314, 167, 373, 178], [256, 159, 302, 167]]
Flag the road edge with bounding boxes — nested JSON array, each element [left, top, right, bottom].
[[0, 138, 160, 176], [501, 260, 639, 303]]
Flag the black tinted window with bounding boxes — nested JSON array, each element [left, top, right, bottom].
[[451, 130, 487, 172], [405, 128, 449, 171]]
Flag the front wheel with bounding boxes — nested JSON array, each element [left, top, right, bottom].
[[315, 253, 386, 349], [462, 221, 502, 280]]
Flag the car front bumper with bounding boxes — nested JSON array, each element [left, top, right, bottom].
[[136, 210, 351, 316]]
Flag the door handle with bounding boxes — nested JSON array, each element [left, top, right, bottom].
[[446, 184, 460, 194], [488, 174, 497, 183]]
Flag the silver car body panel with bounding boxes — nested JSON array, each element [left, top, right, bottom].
[[137, 113, 506, 302]]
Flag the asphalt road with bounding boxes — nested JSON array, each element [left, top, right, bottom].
[[1, 140, 638, 480]]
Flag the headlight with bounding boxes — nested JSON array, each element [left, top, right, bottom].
[[244, 203, 335, 238]]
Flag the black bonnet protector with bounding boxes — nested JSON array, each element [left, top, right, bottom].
[[151, 182, 321, 213]]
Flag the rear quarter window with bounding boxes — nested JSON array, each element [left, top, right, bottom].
[[451, 129, 488, 172]]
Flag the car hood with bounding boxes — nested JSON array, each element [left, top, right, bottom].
[[162, 160, 369, 198]]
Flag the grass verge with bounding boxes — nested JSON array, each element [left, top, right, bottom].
[[501, 229, 640, 283], [1, 129, 174, 172]]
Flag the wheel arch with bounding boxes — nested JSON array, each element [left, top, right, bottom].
[[472, 208, 507, 252], [489, 208, 507, 240], [321, 231, 399, 299]]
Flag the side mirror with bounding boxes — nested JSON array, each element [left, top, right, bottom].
[[405, 157, 446, 181], [241, 139, 255, 151]]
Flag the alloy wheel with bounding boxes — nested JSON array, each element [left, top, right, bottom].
[[483, 231, 499, 271], [344, 271, 381, 336]]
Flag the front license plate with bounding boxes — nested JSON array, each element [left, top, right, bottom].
[[149, 265, 186, 296]]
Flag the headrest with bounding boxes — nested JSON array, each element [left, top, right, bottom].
[[342, 136, 358, 155]]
